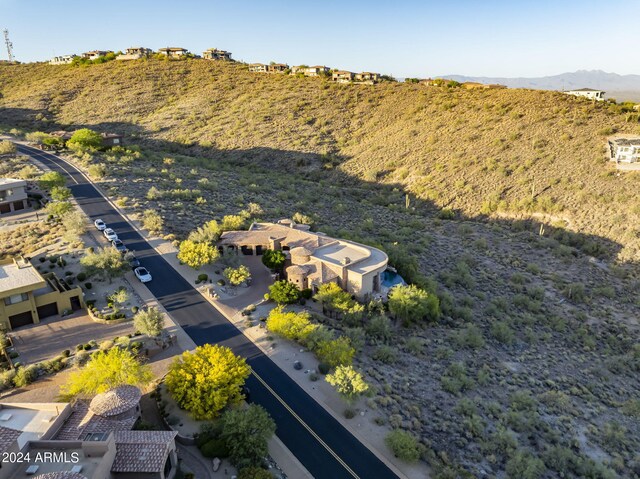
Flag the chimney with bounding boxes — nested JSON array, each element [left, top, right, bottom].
[[341, 257, 351, 265]]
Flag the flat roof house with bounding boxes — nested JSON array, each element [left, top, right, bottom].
[[49, 55, 77, 65], [332, 70, 355, 83], [354, 72, 380, 84], [292, 65, 330, 77], [0, 178, 28, 215], [0, 257, 84, 330], [157, 47, 189, 58], [248, 63, 269, 73], [116, 47, 153, 61], [219, 220, 389, 301], [565, 88, 605, 101], [82, 51, 113, 61], [268, 63, 289, 73], [609, 137, 640, 164], [203, 48, 232, 61]]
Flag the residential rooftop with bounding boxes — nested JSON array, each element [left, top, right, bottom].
[[0, 178, 26, 187], [0, 258, 46, 295]]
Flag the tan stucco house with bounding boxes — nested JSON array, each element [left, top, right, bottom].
[[0, 179, 28, 215], [203, 48, 232, 60], [0, 257, 84, 330], [158, 47, 189, 58], [117, 47, 153, 60], [219, 220, 388, 301], [332, 70, 355, 83], [248, 63, 268, 73]]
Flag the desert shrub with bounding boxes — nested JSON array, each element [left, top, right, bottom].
[[373, 345, 397, 364], [316, 337, 355, 368], [200, 438, 229, 458], [13, 365, 38, 387], [441, 362, 474, 395], [365, 315, 392, 343], [453, 324, 485, 349], [0, 370, 16, 391], [385, 430, 421, 462], [268, 280, 301, 304], [505, 450, 546, 479], [76, 272, 87, 282], [238, 467, 272, 479], [266, 307, 317, 342], [0, 140, 17, 154], [491, 321, 515, 344]]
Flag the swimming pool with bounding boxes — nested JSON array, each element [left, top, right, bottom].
[[381, 269, 406, 289]]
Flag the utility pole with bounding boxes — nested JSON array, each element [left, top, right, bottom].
[[3, 29, 14, 62]]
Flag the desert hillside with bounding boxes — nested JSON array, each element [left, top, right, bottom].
[[1, 59, 639, 261], [1, 58, 639, 478]]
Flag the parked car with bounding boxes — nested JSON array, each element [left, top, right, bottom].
[[94, 218, 107, 231], [134, 266, 152, 283], [112, 239, 127, 253], [126, 254, 140, 268], [103, 228, 118, 241]]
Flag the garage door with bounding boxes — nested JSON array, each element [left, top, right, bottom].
[[0, 203, 10, 214], [8, 311, 34, 329], [37, 302, 58, 319]]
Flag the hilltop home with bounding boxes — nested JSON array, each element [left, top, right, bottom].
[[268, 63, 289, 73], [462, 82, 507, 90], [609, 137, 640, 163], [158, 47, 189, 58], [49, 54, 77, 65], [219, 220, 388, 301], [50, 131, 123, 148], [82, 50, 113, 61], [0, 257, 84, 330], [355, 72, 381, 84], [565, 88, 605, 101], [0, 178, 28, 215], [332, 70, 355, 83], [0, 389, 178, 479], [116, 47, 153, 60], [292, 65, 330, 77], [203, 48, 232, 61], [248, 63, 268, 73]]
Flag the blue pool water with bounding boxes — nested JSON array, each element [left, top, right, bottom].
[[381, 270, 406, 288]]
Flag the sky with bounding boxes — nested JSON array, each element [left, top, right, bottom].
[[1, 0, 639, 78]]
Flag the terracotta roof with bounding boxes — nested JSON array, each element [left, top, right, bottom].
[[33, 473, 87, 479], [55, 400, 137, 440], [0, 425, 21, 454], [112, 431, 177, 473], [89, 386, 141, 417]]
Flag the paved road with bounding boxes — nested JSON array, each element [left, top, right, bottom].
[[16, 144, 400, 479]]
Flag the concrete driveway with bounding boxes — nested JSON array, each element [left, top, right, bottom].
[[10, 311, 134, 365]]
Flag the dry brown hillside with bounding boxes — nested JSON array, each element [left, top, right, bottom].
[[1, 59, 639, 260]]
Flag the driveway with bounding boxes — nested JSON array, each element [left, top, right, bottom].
[[10, 311, 134, 365]]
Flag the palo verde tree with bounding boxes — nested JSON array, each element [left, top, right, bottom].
[[223, 265, 251, 286], [133, 307, 165, 337], [67, 128, 103, 150], [61, 348, 153, 399], [388, 284, 441, 325], [80, 246, 128, 282], [177, 239, 219, 269], [325, 365, 370, 404], [165, 344, 251, 420], [38, 171, 66, 191]]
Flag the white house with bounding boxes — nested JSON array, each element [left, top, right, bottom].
[[49, 54, 76, 65], [565, 88, 605, 101], [609, 137, 640, 163]]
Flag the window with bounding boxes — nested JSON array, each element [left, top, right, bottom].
[[3, 293, 28, 306]]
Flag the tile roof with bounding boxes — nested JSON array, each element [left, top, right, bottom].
[[54, 401, 136, 441], [112, 431, 177, 473], [89, 385, 141, 417], [0, 425, 21, 453]]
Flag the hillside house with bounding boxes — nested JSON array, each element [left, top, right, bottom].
[[0, 257, 84, 330], [0, 178, 28, 215], [609, 137, 640, 163], [219, 220, 389, 301], [332, 70, 355, 83], [355, 72, 381, 84], [49, 54, 77, 65], [158, 47, 189, 58], [249, 63, 268, 73], [82, 50, 113, 61], [203, 48, 232, 60], [565, 88, 605, 101], [268, 63, 289, 73], [292, 65, 330, 77], [50, 131, 123, 148], [117, 47, 153, 60], [462, 82, 507, 90]]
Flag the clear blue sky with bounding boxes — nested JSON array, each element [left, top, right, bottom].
[[2, 0, 639, 78]]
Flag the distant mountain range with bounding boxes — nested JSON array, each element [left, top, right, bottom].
[[441, 70, 640, 102]]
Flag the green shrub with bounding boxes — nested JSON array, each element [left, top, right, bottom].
[[506, 450, 546, 479], [84, 282, 92, 289], [385, 430, 421, 462], [317, 362, 331, 375], [13, 365, 38, 388], [238, 467, 272, 479], [197, 273, 208, 282], [200, 438, 229, 458], [0, 370, 16, 391], [491, 321, 515, 344]]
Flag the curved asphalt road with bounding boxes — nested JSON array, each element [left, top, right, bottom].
[[15, 143, 400, 479]]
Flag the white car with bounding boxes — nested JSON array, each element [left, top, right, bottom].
[[94, 219, 107, 231], [103, 228, 118, 241], [134, 266, 152, 283]]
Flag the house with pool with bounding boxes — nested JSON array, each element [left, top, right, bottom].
[[219, 220, 401, 301]]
